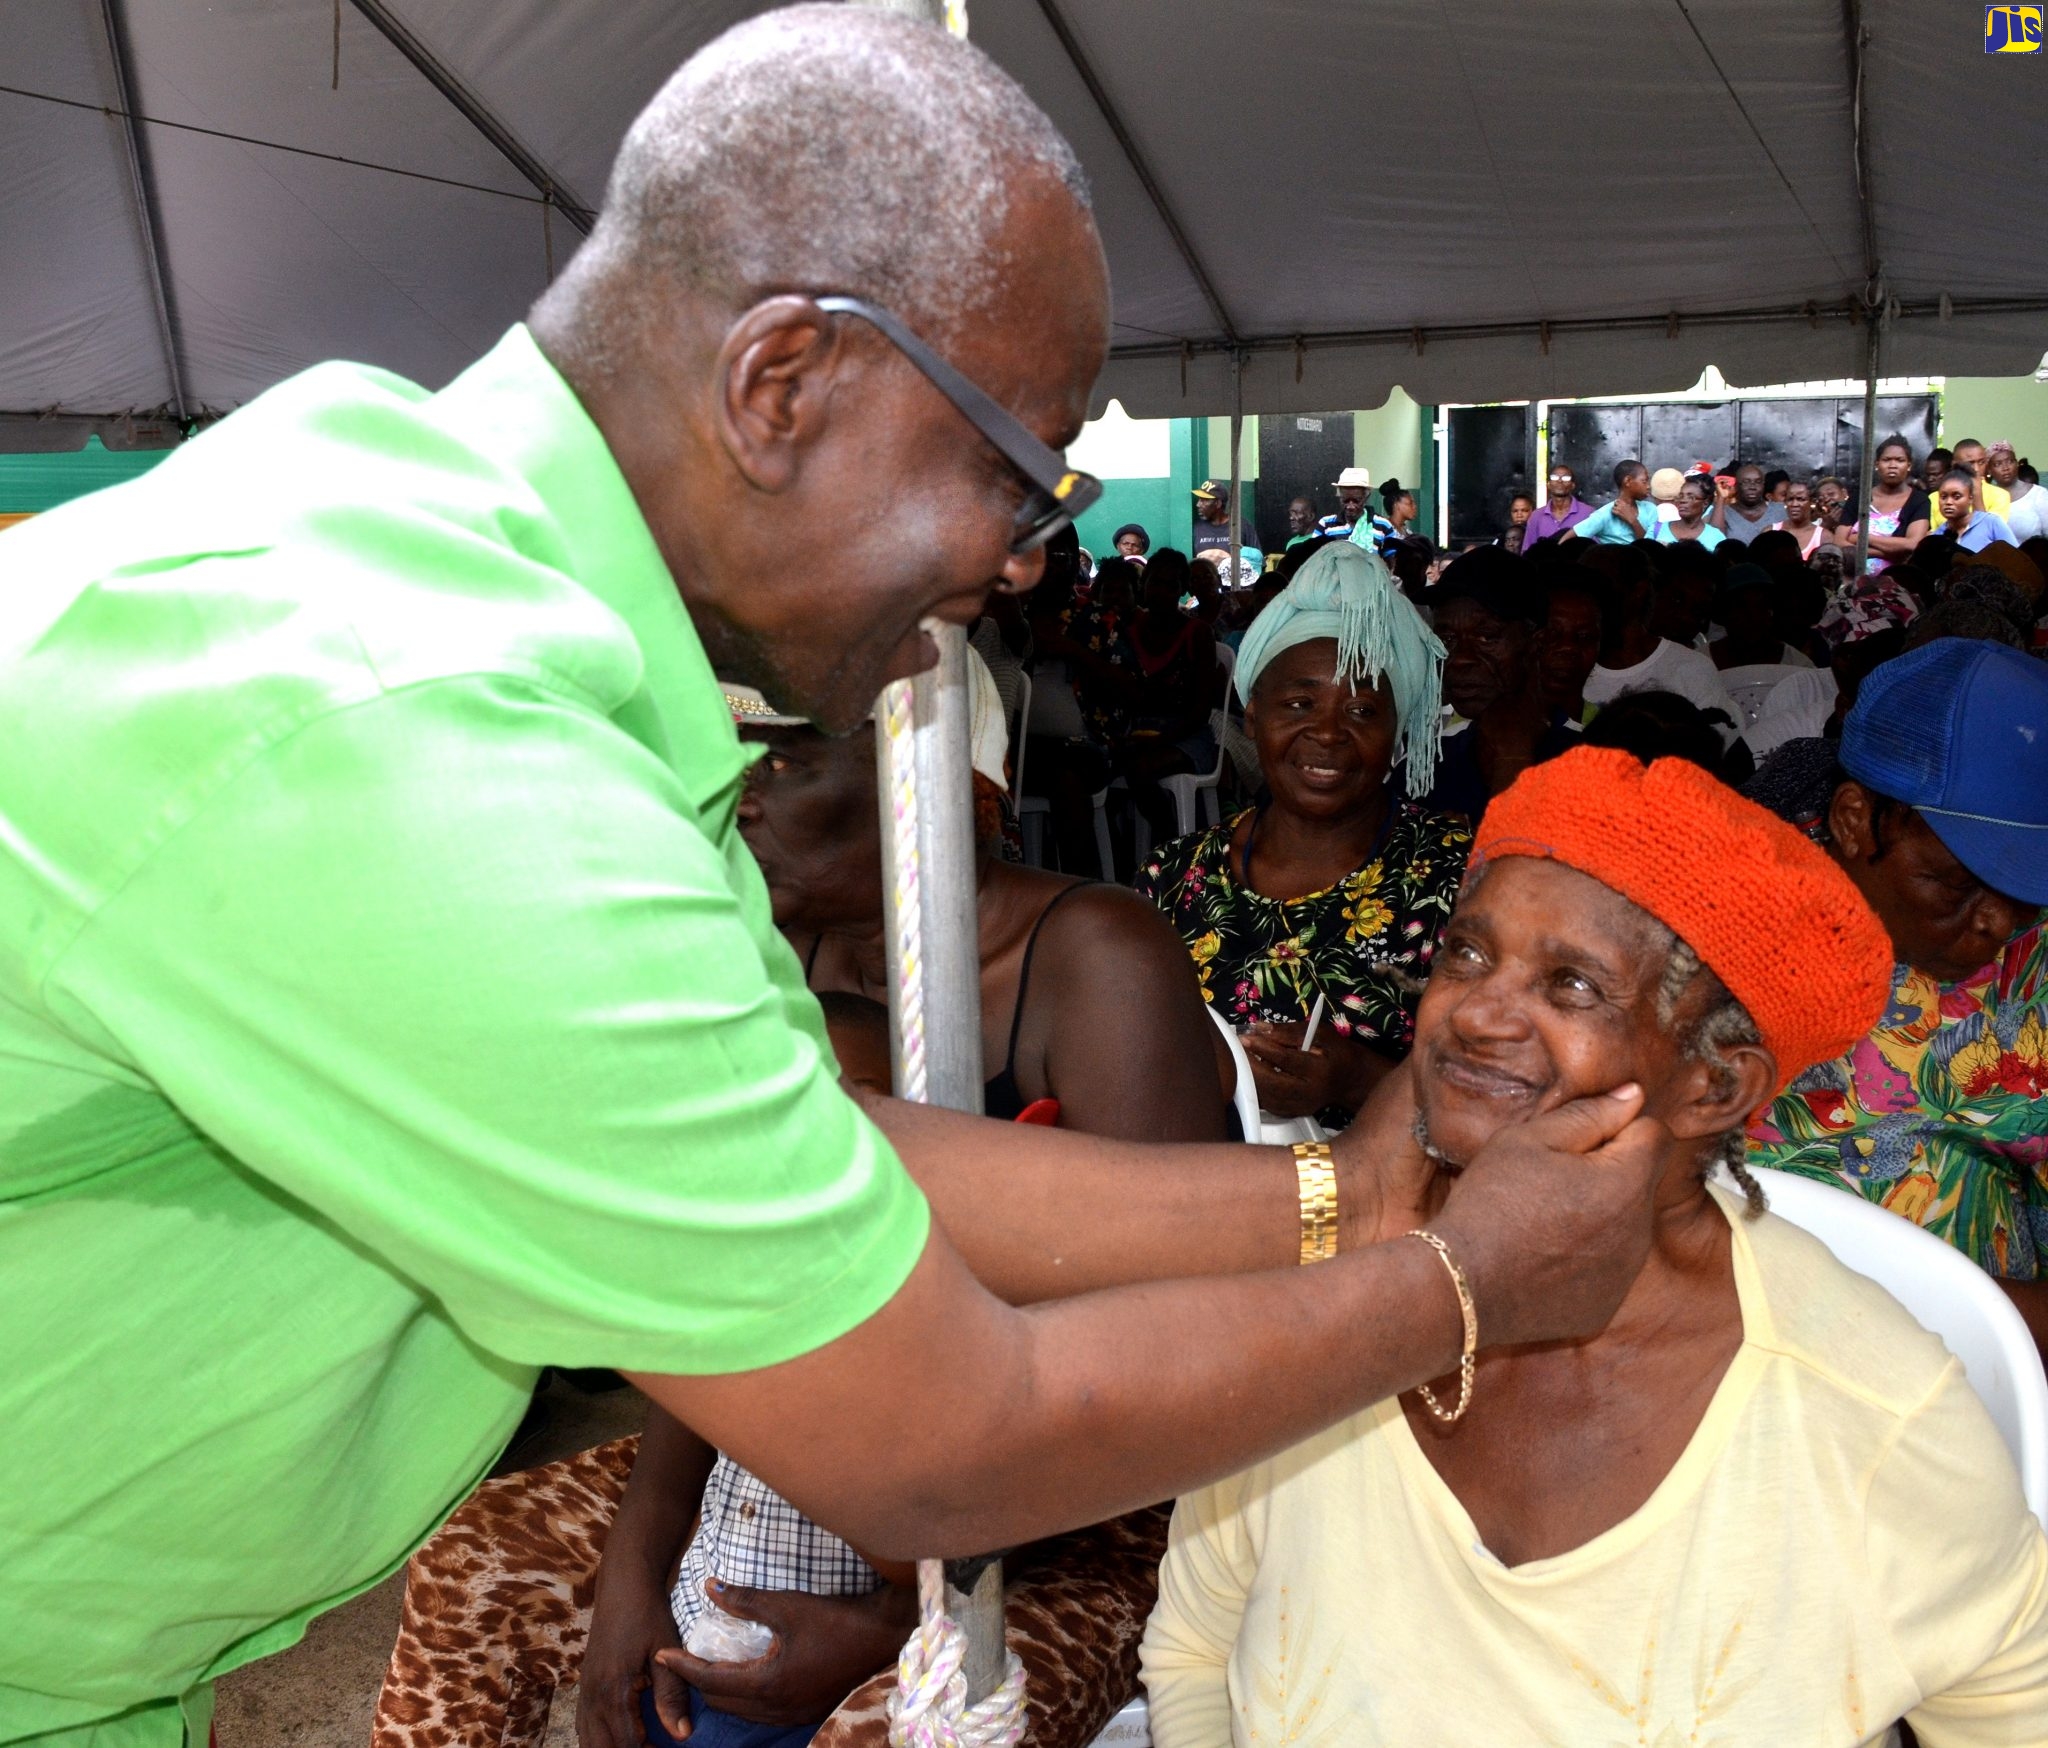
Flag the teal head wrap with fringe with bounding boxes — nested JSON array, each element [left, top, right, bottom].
[[1233, 540, 1446, 797]]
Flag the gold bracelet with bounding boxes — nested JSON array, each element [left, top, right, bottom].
[[1404, 1229, 1477, 1424], [1292, 1141, 1338, 1265]]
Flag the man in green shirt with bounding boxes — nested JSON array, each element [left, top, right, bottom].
[[0, 11, 1667, 1745]]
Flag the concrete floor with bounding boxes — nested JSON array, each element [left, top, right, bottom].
[[214, 1375, 647, 1748]]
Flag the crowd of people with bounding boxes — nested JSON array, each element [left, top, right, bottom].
[[16, 9, 2048, 1748], [367, 429, 2048, 1748]]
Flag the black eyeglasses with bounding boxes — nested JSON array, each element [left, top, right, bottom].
[[814, 295, 1102, 554]]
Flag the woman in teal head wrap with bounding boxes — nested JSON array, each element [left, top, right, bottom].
[[1135, 540, 1473, 1131]]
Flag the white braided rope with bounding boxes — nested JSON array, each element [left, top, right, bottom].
[[880, 677, 928, 1104], [887, 1561, 1027, 1748]]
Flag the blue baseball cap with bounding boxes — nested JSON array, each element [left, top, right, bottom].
[[1841, 640, 2048, 906]]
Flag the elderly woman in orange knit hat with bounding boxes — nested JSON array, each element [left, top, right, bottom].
[[1143, 746, 2048, 1747]]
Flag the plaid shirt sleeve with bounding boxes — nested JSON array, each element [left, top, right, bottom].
[[670, 1456, 884, 1635]]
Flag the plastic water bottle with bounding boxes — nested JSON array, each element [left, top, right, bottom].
[[683, 1597, 777, 1662]]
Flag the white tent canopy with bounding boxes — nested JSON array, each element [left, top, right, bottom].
[[6, 0, 2047, 433]]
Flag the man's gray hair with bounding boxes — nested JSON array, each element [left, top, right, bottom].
[[549, 4, 1090, 369]]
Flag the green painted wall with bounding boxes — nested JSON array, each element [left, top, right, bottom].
[[1169, 417, 1198, 551], [1353, 391, 1426, 495], [1940, 375, 2048, 464], [1065, 397, 1440, 558], [0, 437, 173, 512], [1074, 477, 1179, 558], [1201, 415, 1259, 481]]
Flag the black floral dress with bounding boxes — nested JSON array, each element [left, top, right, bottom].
[[1134, 800, 1472, 1125]]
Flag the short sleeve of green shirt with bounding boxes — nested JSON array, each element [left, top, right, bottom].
[[47, 668, 928, 1377]]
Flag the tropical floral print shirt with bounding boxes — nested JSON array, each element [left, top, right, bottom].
[[1749, 919, 2048, 1278], [1134, 800, 1472, 1128], [1061, 596, 1134, 749]]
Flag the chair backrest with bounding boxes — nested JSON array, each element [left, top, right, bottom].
[[1198, 709, 1230, 782], [1213, 640, 1237, 709], [1200, 1008, 1330, 1146], [1089, 1697, 1151, 1748], [1007, 667, 1031, 806], [1204, 1006, 1263, 1141], [1750, 1166, 2048, 1526]]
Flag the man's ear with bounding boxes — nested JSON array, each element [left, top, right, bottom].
[[1827, 779, 1876, 862], [713, 296, 846, 495], [1664, 1041, 1777, 1145]]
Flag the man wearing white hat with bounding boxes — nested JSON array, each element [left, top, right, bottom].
[[1317, 465, 1376, 539]]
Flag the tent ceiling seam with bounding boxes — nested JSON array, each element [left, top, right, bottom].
[[98, 0, 187, 422], [0, 83, 566, 211], [1030, 0, 1240, 347], [1428, 0, 1549, 337], [1103, 293, 2048, 363], [344, 0, 592, 235], [1841, 0, 1881, 298], [1669, 0, 1857, 289]]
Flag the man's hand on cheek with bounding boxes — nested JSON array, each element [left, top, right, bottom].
[[1428, 1083, 1668, 1349]]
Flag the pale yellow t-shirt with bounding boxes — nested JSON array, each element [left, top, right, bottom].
[[1142, 1184, 2048, 1747]]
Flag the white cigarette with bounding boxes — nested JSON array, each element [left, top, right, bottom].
[[1300, 993, 1327, 1052]]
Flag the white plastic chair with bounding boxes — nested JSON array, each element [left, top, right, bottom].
[[1157, 708, 1231, 840], [1201, 1008, 1330, 1147], [1017, 786, 1115, 880], [1088, 1696, 1151, 1748], [1007, 667, 1031, 808], [1748, 1166, 2048, 1525], [1204, 1006, 1262, 1141]]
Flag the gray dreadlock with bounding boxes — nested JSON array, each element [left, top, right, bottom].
[[1652, 932, 1769, 1218]]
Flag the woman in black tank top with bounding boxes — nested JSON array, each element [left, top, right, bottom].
[[746, 714, 1230, 1143]]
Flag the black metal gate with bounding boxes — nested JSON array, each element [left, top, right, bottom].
[[1446, 405, 1536, 546], [1547, 394, 1940, 515], [1254, 412, 1356, 552]]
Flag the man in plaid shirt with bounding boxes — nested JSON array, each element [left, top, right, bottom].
[[596, 1410, 919, 1748]]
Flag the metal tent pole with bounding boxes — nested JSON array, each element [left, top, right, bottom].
[[873, 625, 1003, 1706], [1228, 351, 1245, 586], [98, 0, 188, 422], [1855, 310, 1881, 581], [850, 5, 1008, 1714], [876, 626, 986, 1120]]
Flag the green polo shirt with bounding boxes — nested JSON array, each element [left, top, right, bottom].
[[0, 327, 930, 1746]]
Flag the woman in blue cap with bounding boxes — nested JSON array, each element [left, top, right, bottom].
[[1135, 541, 1470, 1130], [1745, 638, 2048, 1353]]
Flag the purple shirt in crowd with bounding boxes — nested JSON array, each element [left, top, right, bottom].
[[1523, 497, 1593, 546]]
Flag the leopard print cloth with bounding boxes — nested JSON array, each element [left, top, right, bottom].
[[371, 1435, 1168, 1748], [373, 1436, 638, 1748]]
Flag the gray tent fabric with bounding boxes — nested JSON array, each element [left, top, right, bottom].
[[5, 0, 2046, 422]]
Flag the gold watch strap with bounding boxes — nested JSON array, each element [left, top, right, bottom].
[[1292, 1140, 1338, 1265]]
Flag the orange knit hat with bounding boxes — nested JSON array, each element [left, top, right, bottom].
[[1474, 746, 1893, 1089]]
